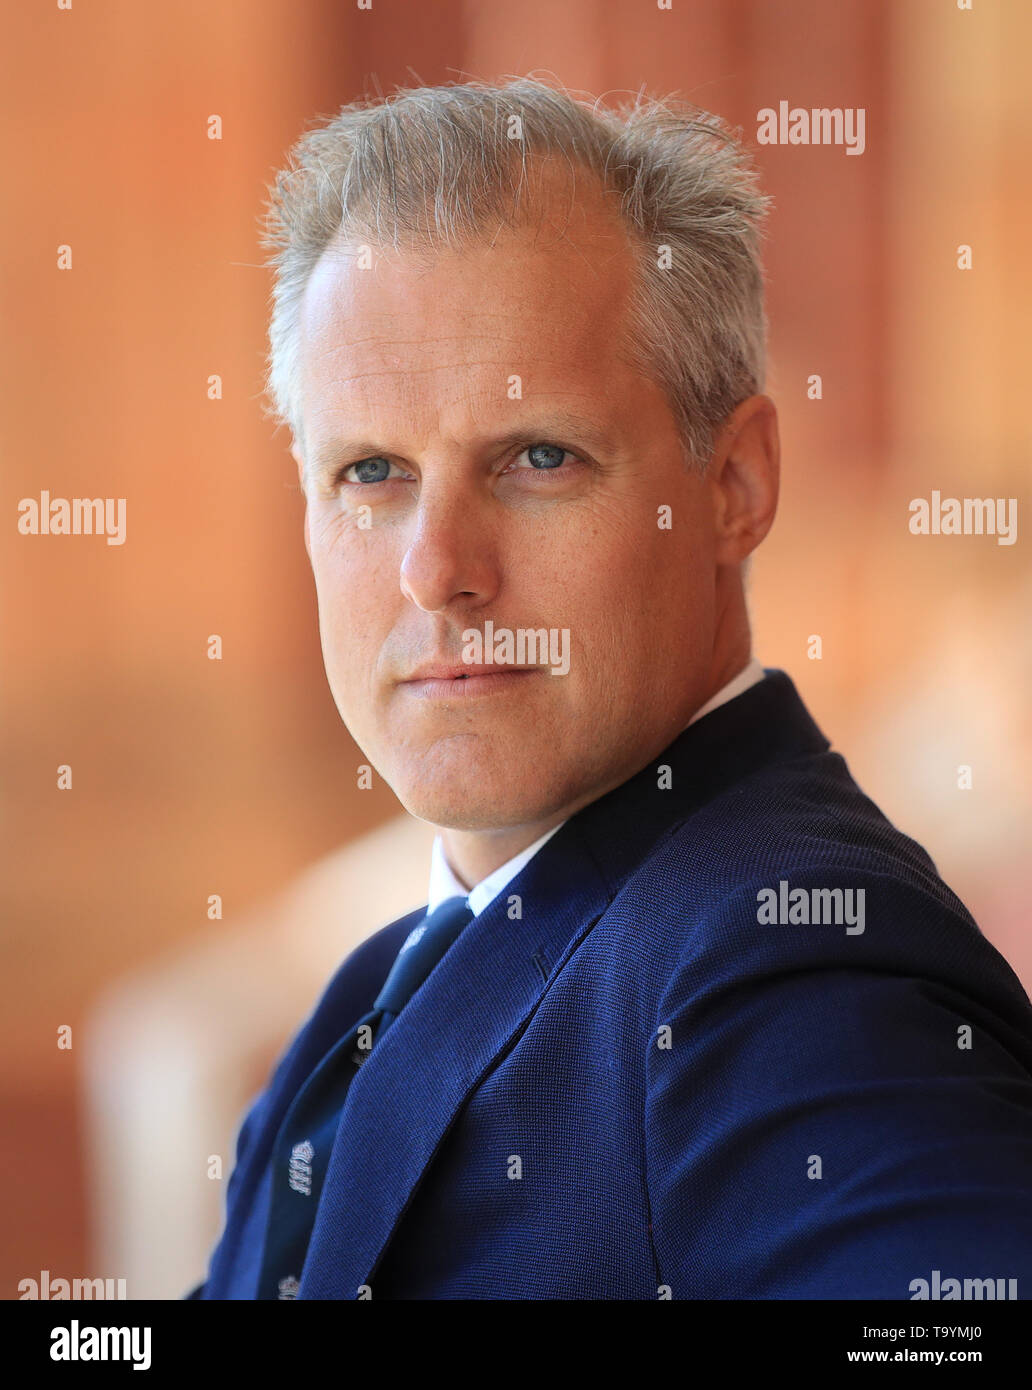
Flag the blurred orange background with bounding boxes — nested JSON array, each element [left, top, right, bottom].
[[3, 0, 1029, 1297]]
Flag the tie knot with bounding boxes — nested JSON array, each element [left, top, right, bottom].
[[374, 896, 474, 1019]]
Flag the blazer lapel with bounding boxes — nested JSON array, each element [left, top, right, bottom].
[[206, 906, 427, 1294], [297, 822, 613, 1299]]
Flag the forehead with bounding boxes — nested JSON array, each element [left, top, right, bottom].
[[295, 191, 643, 426]]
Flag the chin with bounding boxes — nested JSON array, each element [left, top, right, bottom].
[[394, 774, 547, 834]]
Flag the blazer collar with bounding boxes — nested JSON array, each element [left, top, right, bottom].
[[299, 667, 829, 1297]]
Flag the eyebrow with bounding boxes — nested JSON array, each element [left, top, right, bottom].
[[307, 410, 622, 479]]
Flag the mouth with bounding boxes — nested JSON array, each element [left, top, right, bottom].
[[399, 668, 542, 700]]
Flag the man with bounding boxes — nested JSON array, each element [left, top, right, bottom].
[[187, 77, 1032, 1300]]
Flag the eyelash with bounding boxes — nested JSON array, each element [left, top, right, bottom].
[[334, 443, 582, 487]]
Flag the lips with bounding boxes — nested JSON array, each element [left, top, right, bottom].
[[401, 663, 536, 682], [399, 667, 541, 699]]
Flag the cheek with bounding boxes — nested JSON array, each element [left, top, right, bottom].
[[525, 517, 652, 668], [583, 529, 707, 656], [310, 532, 395, 653]]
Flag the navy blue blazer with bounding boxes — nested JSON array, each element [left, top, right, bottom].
[[188, 670, 1032, 1299]]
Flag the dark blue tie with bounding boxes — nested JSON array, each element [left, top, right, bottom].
[[256, 895, 475, 1300]]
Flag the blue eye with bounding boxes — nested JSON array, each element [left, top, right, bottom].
[[525, 444, 566, 469], [347, 457, 393, 483]]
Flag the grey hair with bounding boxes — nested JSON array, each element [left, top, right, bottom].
[[260, 74, 773, 471]]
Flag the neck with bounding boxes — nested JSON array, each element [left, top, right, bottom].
[[439, 812, 570, 890], [439, 635, 754, 888]]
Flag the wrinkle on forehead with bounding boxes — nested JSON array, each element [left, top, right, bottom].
[[299, 228, 636, 367]]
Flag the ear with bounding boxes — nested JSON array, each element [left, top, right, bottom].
[[707, 395, 780, 566]]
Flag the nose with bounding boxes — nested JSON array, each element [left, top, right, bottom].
[[398, 477, 500, 614]]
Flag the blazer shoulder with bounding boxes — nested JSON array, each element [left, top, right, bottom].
[[627, 745, 1032, 1037], [659, 743, 961, 910]]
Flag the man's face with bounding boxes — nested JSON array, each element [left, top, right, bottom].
[[295, 186, 721, 831]]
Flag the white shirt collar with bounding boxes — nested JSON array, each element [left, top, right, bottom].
[[427, 822, 565, 918], [426, 657, 766, 918]]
